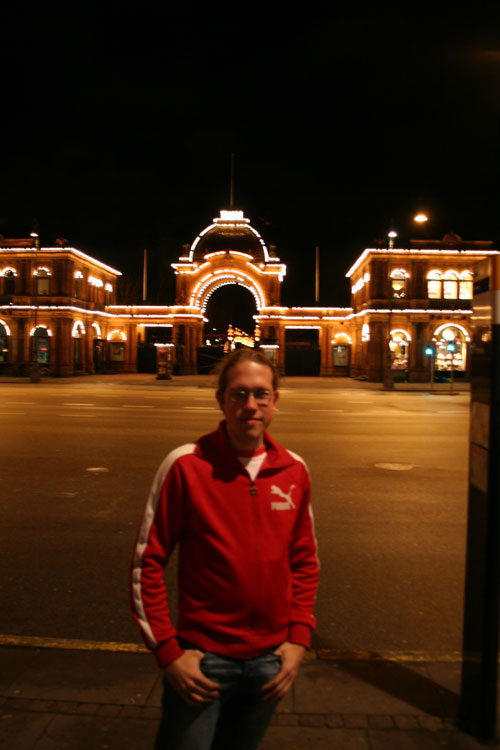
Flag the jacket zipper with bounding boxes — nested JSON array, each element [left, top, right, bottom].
[[249, 475, 260, 638]]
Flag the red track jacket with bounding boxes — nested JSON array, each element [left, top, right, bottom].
[[130, 421, 319, 668]]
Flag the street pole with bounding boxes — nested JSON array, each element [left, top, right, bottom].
[[29, 232, 40, 383], [383, 313, 394, 390], [384, 230, 397, 391], [142, 249, 148, 302], [315, 246, 320, 304]]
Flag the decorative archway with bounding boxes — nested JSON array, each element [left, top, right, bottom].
[[169, 209, 286, 372], [172, 210, 286, 312]]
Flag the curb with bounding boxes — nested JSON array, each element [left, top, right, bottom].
[[0, 636, 464, 663], [0, 696, 457, 732]]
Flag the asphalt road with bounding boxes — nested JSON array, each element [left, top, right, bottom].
[[0, 376, 470, 656]]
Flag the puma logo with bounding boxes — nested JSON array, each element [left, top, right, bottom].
[[270, 484, 296, 511]]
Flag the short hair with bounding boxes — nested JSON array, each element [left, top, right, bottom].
[[216, 348, 279, 393]]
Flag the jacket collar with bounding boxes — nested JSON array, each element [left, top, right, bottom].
[[195, 421, 294, 471]]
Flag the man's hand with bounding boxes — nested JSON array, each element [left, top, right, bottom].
[[164, 650, 220, 706], [261, 642, 306, 702]]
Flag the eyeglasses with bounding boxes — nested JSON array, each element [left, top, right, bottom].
[[227, 388, 274, 405]]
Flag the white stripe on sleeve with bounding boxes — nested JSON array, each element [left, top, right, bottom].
[[131, 443, 196, 649]]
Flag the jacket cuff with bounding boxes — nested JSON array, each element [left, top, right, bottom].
[[154, 638, 183, 669], [288, 623, 312, 649]]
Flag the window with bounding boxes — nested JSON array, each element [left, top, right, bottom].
[[0, 323, 8, 363], [459, 270, 473, 299], [434, 326, 467, 371], [109, 342, 125, 361], [32, 327, 50, 364], [390, 268, 409, 298], [443, 271, 459, 299], [74, 271, 84, 298], [333, 345, 350, 366], [35, 268, 50, 295], [3, 269, 16, 295], [389, 329, 411, 370], [427, 270, 442, 299]]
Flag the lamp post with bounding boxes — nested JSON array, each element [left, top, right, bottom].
[[29, 232, 40, 383], [425, 345, 435, 390], [447, 341, 456, 393], [383, 231, 397, 390]]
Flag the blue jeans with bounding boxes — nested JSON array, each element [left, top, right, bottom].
[[155, 648, 282, 750]]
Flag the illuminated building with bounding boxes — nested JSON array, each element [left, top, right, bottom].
[[0, 221, 498, 380], [0, 237, 121, 376], [346, 233, 498, 381]]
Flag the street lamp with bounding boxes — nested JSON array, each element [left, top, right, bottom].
[[414, 213, 429, 224], [29, 232, 40, 383], [383, 230, 398, 389], [424, 344, 435, 389], [446, 340, 457, 393]]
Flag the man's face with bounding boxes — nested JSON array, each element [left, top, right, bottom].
[[216, 360, 279, 451]]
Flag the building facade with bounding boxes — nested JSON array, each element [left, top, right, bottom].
[[346, 234, 498, 382], [0, 238, 122, 376], [0, 222, 497, 380]]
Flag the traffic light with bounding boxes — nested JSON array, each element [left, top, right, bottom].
[[425, 345, 435, 356], [446, 342, 457, 353]]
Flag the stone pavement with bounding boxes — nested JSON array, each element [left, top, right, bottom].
[[1, 645, 497, 749]]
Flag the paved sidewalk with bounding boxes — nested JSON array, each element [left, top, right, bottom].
[[1, 646, 497, 749]]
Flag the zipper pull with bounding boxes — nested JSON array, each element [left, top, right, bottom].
[[250, 480, 257, 496]]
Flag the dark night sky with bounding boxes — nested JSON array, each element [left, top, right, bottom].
[[2, 3, 500, 309]]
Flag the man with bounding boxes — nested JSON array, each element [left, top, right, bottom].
[[130, 348, 319, 749]]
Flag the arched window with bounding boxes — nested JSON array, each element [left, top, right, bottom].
[[390, 268, 409, 298], [72, 321, 85, 369], [389, 329, 411, 371], [0, 322, 9, 363], [107, 330, 126, 362], [443, 270, 459, 299], [427, 270, 442, 299], [434, 325, 468, 372], [31, 326, 51, 365], [459, 270, 473, 300], [71, 320, 86, 337], [2, 269, 16, 295], [332, 332, 352, 368]]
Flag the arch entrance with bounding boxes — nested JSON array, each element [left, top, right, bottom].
[[171, 210, 286, 373], [198, 283, 260, 373], [205, 283, 258, 339]]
